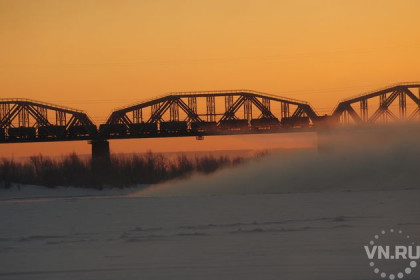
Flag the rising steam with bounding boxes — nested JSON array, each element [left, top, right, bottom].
[[135, 123, 420, 197]]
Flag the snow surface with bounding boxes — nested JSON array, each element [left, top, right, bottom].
[[1, 124, 420, 280], [0, 187, 419, 280]]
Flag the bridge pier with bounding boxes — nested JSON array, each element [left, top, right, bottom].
[[89, 140, 111, 167]]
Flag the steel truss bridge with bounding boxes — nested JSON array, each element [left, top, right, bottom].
[[1, 83, 419, 160]]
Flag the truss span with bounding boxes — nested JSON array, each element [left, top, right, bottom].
[[332, 83, 420, 124], [0, 98, 97, 142], [1, 83, 420, 144], [101, 90, 319, 137]]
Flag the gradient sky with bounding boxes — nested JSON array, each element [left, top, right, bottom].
[[1, 0, 420, 157]]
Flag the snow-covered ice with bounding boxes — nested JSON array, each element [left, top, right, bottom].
[[0, 187, 419, 280], [1, 124, 420, 279]]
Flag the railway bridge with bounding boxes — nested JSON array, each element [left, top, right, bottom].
[[1, 83, 419, 162]]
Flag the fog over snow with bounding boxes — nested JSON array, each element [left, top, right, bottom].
[[137, 123, 420, 197], [1, 123, 420, 280]]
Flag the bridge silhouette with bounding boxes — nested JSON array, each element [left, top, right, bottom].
[[1, 83, 419, 161]]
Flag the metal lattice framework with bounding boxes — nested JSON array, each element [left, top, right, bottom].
[[2, 83, 420, 145], [102, 90, 318, 137], [332, 83, 420, 124], [0, 99, 97, 142]]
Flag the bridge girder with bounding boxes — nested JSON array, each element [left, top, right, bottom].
[[2, 83, 420, 143], [0, 99, 97, 142], [102, 90, 318, 136], [332, 83, 420, 124]]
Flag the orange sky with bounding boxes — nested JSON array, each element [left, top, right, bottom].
[[1, 0, 420, 157]]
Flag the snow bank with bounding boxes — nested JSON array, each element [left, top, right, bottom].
[[0, 184, 146, 201]]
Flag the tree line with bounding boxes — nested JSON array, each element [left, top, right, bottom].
[[0, 151, 266, 189]]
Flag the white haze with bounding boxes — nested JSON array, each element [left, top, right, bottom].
[[137, 123, 420, 197]]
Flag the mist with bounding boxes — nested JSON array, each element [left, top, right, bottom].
[[136, 123, 420, 197]]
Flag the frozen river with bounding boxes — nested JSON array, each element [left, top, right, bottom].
[[1, 125, 420, 279], [0, 186, 419, 280]]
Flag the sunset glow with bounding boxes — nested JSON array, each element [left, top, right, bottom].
[[1, 0, 419, 156]]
